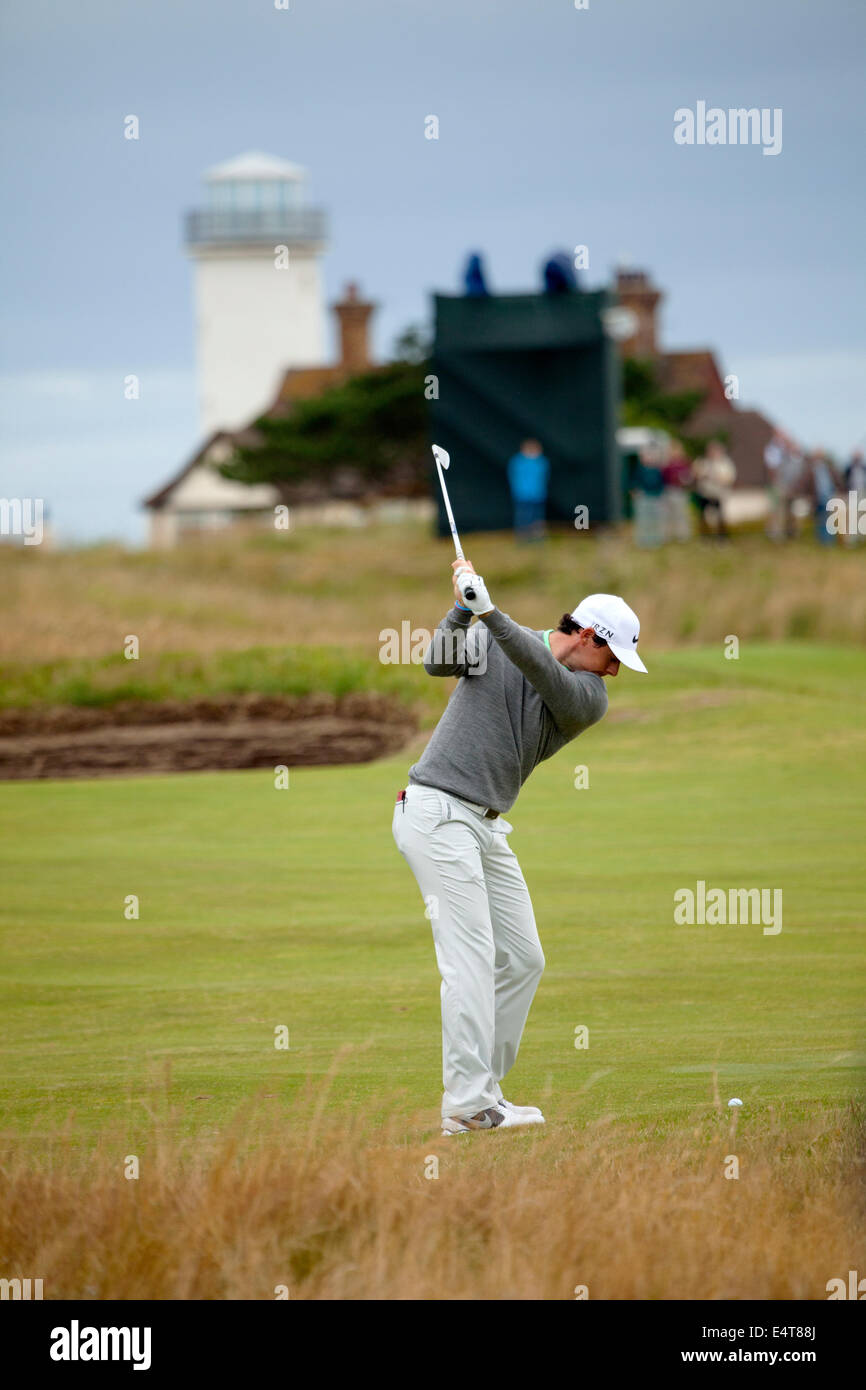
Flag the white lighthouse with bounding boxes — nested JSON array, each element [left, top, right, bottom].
[[185, 151, 327, 436]]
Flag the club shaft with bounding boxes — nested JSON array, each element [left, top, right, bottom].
[[435, 462, 476, 600], [436, 464, 463, 557]]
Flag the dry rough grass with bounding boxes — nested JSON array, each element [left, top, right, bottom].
[[1, 1069, 862, 1301], [2, 523, 864, 663]]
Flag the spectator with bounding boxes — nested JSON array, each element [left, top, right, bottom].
[[632, 442, 666, 548], [692, 440, 736, 540], [542, 252, 578, 294], [764, 430, 803, 541], [507, 438, 550, 542], [463, 252, 490, 297], [661, 439, 693, 542], [844, 449, 866, 546], [805, 449, 841, 546]]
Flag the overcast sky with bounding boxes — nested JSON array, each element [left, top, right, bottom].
[[1, 0, 864, 543]]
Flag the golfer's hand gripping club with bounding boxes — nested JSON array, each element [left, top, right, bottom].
[[454, 563, 494, 616]]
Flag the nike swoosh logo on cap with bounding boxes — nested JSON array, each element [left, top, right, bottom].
[[632, 635, 638, 643]]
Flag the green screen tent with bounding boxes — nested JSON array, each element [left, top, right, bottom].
[[429, 289, 622, 536]]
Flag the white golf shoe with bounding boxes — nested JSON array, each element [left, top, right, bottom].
[[499, 1097, 545, 1121], [441, 1103, 544, 1136]]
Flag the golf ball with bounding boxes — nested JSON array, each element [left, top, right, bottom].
[[728, 1097, 743, 1107]]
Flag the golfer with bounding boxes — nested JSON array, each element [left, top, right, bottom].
[[392, 560, 646, 1135]]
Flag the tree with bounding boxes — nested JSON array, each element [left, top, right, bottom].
[[621, 357, 709, 455], [221, 358, 429, 492], [391, 323, 432, 365], [220, 341, 713, 496]]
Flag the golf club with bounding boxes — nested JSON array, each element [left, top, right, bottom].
[[431, 443, 476, 601]]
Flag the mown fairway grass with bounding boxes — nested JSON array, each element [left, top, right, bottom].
[[1, 642, 863, 1146]]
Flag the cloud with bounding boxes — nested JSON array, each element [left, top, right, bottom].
[[0, 368, 198, 544], [732, 351, 866, 454]]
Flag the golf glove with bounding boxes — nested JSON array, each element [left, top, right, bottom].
[[456, 570, 494, 615]]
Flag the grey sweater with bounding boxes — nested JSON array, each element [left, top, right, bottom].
[[408, 605, 608, 813]]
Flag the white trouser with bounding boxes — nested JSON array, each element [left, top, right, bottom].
[[392, 782, 545, 1119]]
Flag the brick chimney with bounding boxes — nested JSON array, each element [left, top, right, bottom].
[[615, 269, 663, 358], [333, 282, 375, 372]]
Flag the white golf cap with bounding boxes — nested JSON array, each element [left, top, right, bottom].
[[571, 593, 647, 673]]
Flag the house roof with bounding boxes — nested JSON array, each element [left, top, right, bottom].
[[142, 426, 264, 510], [142, 363, 370, 512], [270, 362, 358, 410], [657, 349, 732, 404]]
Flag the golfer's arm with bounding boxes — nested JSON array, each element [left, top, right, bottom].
[[422, 606, 475, 677], [479, 608, 607, 733]]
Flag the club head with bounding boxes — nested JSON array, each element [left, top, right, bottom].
[[431, 444, 450, 470]]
